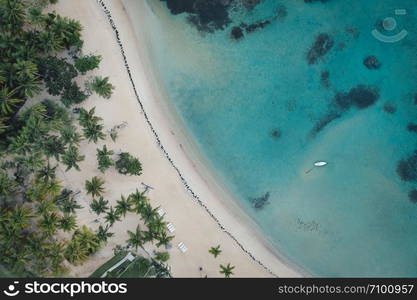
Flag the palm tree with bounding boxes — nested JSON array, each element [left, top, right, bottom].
[[38, 30, 64, 53], [85, 176, 105, 198], [49, 14, 82, 50], [219, 263, 235, 278], [88, 76, 114, 99], [155, 231, 174, 248], [36, 199, 56, 215], [154, 251, 170, 263], [73, 226, 101, 255], [38, 212, 60, 237], [140, 203, 159, 224], [62, 145, 84, 171], [115, 194, 131, 217], [126, 225, 145, 251], [96, 224, 113, 243], [104, 207, 121, 227], [78, 107, 102, 127], [6, 205, 33, 230], [0, 0, 27, 31], [15, 152, 45, 172], [36, 163, 57, 182], [96, 145, 114, 173], [129, 189, 149, 214], [43, 136, 66, 161], [0, 87, 22, 115], [59, 214, 77, 232], [83, 122, 105, 143], [60, 125, 82, 146], [14, 60, 42, 98], [0, 171, 16, 198], [209, 245, 222, 258], [148, 215, 166, 235], [90, 196, 109, 215], [115, 152, 142, 176], [64, 239, 87, 265], [55, 189, 83, 214], [7, 133, 31, 155]]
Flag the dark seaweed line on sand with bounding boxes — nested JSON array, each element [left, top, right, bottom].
[[96, 0, 280, 277]]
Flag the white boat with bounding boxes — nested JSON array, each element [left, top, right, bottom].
[[306, 161, 328, 174]]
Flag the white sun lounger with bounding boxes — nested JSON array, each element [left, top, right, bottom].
[[178, 242, 188, 253], [157, 208, 165, 217], [166, 223, 175, 233]]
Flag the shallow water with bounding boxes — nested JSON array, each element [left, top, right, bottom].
[[138, 0, 417, 276]]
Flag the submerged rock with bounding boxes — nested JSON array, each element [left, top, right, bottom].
[[161, 0, 231, 33], [349, 85, 380, 108], [250, 192, 270, 210], [270, 128, 282, 139], [320, 70, 330, 88], [397, 152, 417, 182], [334, 85, 380, 110], [364, 56, 381, 70], [305, 0, 330, 3], [407, 123, 417, 133], [383, 103, 396, 114], [311, 111, 341, 135], [306, 33, 334, 65], [276, 4, 288, 20], [408, 189, 417, 204], [231, 26, 244, 40], [240, 0, 261, 9]]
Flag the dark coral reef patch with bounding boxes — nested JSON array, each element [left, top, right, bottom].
[[334, 85, 380, 110], [161, 0, 232, 32], [306, 33, 334, 65], [397, 152, 417, 182]]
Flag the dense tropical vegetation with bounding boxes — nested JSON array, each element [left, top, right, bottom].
[[0, 0, 170, 278]]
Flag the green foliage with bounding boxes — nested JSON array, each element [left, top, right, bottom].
[[155, 231, 174, 248], [85, 176, 105, 198], [62, 145, 85, 171], [65, 226, 101, 265], [90, 196, 109, 216], [0, 87, 23, 115], [59, 214, 78, 232], [115, 152, 143, 176], [115, 195, 131, 217], [75, 54, 102, 74], [96, 145, 114, 173], [219, 263, 235, 278], [96, 224, 113, 244], [104, 206, 121, 227], [61, 81, 88, 107], [55, 189, 83, 214], [88, 76, 114, 99], [0, 0, 27, 32], [0, 0, 113, 276], [78, 107, 105, 143], [109, 127, 118, 142], [82, 122, 105, 143], [154, 251, 170, 263], [38, 56, 78, 96], [60, 125, 82, 146], [209, 245, 222, 258], [126, 225, 145, 251], [42, 136, 66, 161]]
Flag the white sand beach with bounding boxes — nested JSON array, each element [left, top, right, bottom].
[[53, 0, 302, 278]]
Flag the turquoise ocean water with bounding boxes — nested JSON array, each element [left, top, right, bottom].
[[139, 0, 417, 276]]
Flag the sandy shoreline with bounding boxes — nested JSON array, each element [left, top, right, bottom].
[[53, 0, 303, 277]]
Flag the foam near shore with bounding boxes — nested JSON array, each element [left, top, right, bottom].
[[53, 0, 302, 277]]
